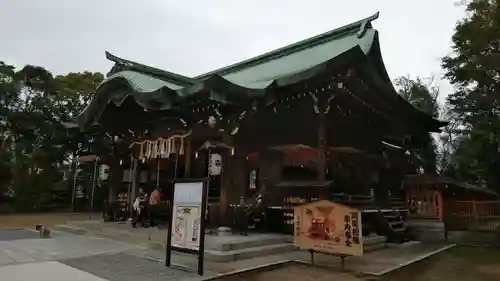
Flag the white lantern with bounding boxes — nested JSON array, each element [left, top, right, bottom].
[[209, 153, 222, 176], [99, 164, 110, 181], [208, 116, 217, 128]]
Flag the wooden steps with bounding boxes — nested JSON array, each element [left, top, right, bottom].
[[330, 193, 411, 243], [379, 210, 410, 243]]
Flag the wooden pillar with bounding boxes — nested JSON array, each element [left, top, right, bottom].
[[108, 157, 121, 203], [257, 148, 283, 205], [194, 149, 208, 178], [184, 137, 191, 178], [317, 112, 327, 181], [147, 159, 155, 191], [130, 159, 140, 216], [232, 153, 247, 204], [472, 199, 478, 229], [438, 190, 444, 222], [219, 148, 233, 226]]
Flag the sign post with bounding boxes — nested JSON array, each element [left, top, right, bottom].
[[165, 179, 208, 276], [293, 200, 363, 268]]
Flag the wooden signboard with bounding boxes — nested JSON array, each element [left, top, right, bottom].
[[294, 200, 363, 257]]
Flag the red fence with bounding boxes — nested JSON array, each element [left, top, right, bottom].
[[446, 200, 500, 232]]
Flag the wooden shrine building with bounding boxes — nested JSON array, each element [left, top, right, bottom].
[[404, 173, 498, 222], [75, 12, 447, 237]]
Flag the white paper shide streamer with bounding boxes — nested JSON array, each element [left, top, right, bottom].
[[131, 131, 191, 161]]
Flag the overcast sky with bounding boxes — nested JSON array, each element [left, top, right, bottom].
[[1, 0, 464, 101]]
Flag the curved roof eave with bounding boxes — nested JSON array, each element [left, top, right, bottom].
[[365, 33, 448, 131], [75, 46, 372, 129], [105, 51, 195, 87]]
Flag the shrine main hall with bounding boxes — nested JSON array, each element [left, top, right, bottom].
[[75, 12, 448, 239]]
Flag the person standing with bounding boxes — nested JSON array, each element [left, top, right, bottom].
[[149, 187, 161, 205], [148, 187, 162, 226], [132, 188, 148, 227]]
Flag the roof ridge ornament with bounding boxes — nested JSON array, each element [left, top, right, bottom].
[[357, 12, 380, 38]]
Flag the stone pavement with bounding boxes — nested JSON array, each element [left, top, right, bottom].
[[62, 252, 211, 281], [132, 242, 454, 276], [0, 261, 108, 281], [0, 226, 456, 281], [54, 220, 288, 250], [0, 231, 139, 266], [0, 228, 44, 241], [0, 229, 213, 281], [52, 221, 457, 276]]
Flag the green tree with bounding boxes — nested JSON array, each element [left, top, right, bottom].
[[394, 76, 440, 174], [441, 0, 500, 190], [0, 60, 104, 210], [0, 61, 19, 198], [53, 72, 103, 121]]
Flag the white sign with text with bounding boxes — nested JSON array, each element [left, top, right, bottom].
[[171, 181, 204, 251]]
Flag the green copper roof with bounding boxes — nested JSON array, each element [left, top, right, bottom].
[[195, 13, 379, 87], [98, 12, 379, 92], [104, 51, 194, 87], [211, 28, 375, 89], [102, 70, 185, 92], [76, 12, 446, 132]]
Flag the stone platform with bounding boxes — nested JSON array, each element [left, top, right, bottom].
[[53, 221, 387, 262], [408, 219, 446, 243], [53, 221, 293, 262], [132, 240, 454, 277]]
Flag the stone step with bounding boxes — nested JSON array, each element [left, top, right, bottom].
[[364, 241, 386, 252], [386, 240, 421, 248], [389, 223, 406, 231], [208, 235, 289, 252], [364, 234, 386, 244], [408, 220, 445, 230], [383, 212, 402, 218], [363, 235, 387, 252], [205, 243, 295, 262], [385, 213, 402, 219], [54, 222, 387, 260], [392, 227, 406, 232]]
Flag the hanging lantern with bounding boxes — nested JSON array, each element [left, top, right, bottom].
[[99, 164, 110, 181], [208, 116, 217, 128], [209, 153, 222, 176]]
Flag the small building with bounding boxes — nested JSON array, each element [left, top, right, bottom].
[[404, 173, 500, 242]]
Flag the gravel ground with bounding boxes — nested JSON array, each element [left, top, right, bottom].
[[384, 247, 500, 281], [0, 213, 100, 229], [204, 247, 500, 281], [212, 263, 365, 281]]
